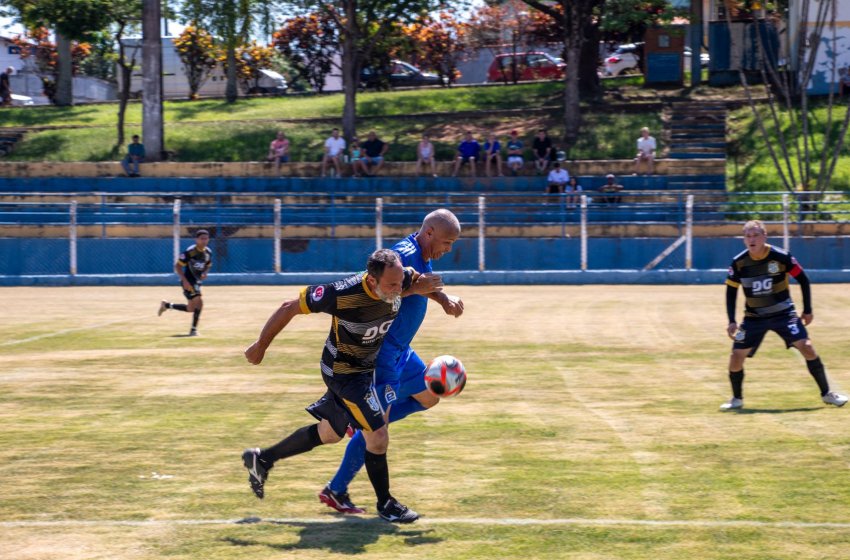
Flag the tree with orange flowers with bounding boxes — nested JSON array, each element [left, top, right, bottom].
[[234, 40, 276, 93], [273, 12, 337, 93], [403, 13, 467, 86], [174, 25, 220, 99], [9, 27, 92, 103]]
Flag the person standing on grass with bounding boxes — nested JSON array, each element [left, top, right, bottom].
[[240, 248, 439, 524], [318, 209, 463, 515], [721, 220, 847, 411], [158, 229, 212, 337]]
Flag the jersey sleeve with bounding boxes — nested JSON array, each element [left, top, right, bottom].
[[402, 267, 418, 292], [176, 250, 187, 267], [786, 253, 804, 277], [725, 260, 740, 288], [299, 283, 338, 315]]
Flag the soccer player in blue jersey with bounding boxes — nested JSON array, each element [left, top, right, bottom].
[[318, 209, 464, 514]]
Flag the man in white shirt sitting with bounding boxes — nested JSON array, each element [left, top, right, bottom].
[[322, 128, 347, 177], [634, 126, 657, 175], [545, 162, 570, 201]]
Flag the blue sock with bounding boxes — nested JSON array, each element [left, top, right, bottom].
[[388, 396, 426, 422], [328, 430, 366, 494], [327, 397, 427, 494]]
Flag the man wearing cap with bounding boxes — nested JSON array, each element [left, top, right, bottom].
[[506, 130, 524, 175], [599, 173, 624, 204]]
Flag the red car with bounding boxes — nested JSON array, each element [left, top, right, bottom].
[[486, 52, 566, 83]]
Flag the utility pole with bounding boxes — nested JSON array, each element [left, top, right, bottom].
[[142, 0, 165, 160], [690, 0, 703, 86]]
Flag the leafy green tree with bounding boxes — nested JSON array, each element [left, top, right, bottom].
[[5, 0, 114, 105]]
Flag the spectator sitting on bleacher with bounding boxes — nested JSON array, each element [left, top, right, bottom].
[[267, 131, 290, 174], [634, 126, 656, 175], [532, 129, 553, 174], [565, 175, 583, 208], [506, 130, 524, 175], [452, 131, 481, 177], [321, 128, 346, 177], [483, 132, 503, 177], [415, 133, 437, 177], [121, 135, 146, 177], [354, 131, 389, 177], [599, 173, 624, 204], [545, 162, 569, 200]]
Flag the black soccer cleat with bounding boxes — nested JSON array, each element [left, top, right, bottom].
[[242, 448, 269, 499], [377, 497, 419, 523]]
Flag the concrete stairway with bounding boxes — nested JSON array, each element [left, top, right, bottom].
[[666, 101, 727, 160]]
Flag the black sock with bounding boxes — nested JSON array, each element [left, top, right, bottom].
[[729, 370, 744, 399], [170, 303, 188, 312], [364, 450, 391, 506], [259, 424, 322, 465], [192, 308, 201, 328], [806, 357, 830, 396]]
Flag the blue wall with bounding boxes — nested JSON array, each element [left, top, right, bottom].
[[2, 237, 848, 277]]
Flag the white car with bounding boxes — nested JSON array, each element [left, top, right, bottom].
[[10, 93, 34, 106], [603, 43, 643, 77]]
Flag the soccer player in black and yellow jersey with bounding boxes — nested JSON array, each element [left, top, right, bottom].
[[158, 229, 211, 336], [722, 220, 847, 410], [240, 248, 436, 523]]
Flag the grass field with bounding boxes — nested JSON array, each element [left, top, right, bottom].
[[2, 285, 850, 559]]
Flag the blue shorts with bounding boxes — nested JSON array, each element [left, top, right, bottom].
[[374, 343, 427, 408], [733, 312, 809, 357], [361, 156, 383, 164]]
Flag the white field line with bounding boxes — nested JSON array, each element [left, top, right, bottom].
[[1, 316, 147, 346], [2, 517, 850, 530]]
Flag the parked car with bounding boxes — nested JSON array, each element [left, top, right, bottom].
[[486, 51, 566, 83], [603, 43, 644, 77], [360, 60, 444, 89], [10, 93, 34, 106], [245, 69, 288, 95]]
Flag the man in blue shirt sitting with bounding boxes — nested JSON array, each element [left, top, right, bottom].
[[121, 135, 146, 177], [318, 209, 465, 515], [451, 131, 481, 177]]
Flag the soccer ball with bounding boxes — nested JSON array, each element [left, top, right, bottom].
[[424, 355, 467, 398]]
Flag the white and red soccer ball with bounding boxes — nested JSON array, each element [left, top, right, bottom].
[[424, 355, 467, 398]]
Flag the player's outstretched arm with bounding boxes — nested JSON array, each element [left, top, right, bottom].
[[428, 291, 463, 317], [245, 298, 303, 365]]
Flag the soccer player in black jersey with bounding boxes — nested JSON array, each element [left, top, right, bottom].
[[240, 248, 429, 523], [158, 229, 212, 336], [721, 220, 847, 410]]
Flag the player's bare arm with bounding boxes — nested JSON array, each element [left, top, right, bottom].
[[244, 298, 304, 365], [427, 291, 463, 317]]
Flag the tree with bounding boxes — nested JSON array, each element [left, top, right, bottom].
[[234, 40, 276, 93], [174, 25, 220, 98], [521, 0, 603, 152], [273, 11, 337, 93], [732, 0, 850, 199], [599, 0, 674, 44], [111, 1, 142, 150], [294, 0, 447, 141], [403, 13, 468, 85], [9, 27, 92, 104], [5, 0, 114, 105], [185, 0, 256, 103]]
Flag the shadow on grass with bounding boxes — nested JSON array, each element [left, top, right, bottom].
[[0, 105, 101, 127], [224, 516, 441, 554], [731, 407, 823, 414]]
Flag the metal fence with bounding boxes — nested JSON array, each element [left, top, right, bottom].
[[2, 190, 849, 276]]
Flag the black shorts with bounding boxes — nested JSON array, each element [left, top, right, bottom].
[[733, 312, 809, 357], [183, 282, 202, 300], [306, 371, 385, 437]]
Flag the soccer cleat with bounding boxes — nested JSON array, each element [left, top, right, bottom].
[[719, 397, 743, 411], [318, 486, 365, 514], [158, 301, 168, 316], [822, 392, 848, 407], [188, 328, 199, 337], [242, 448, 269, 499], [377, 497, 419, 523]]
